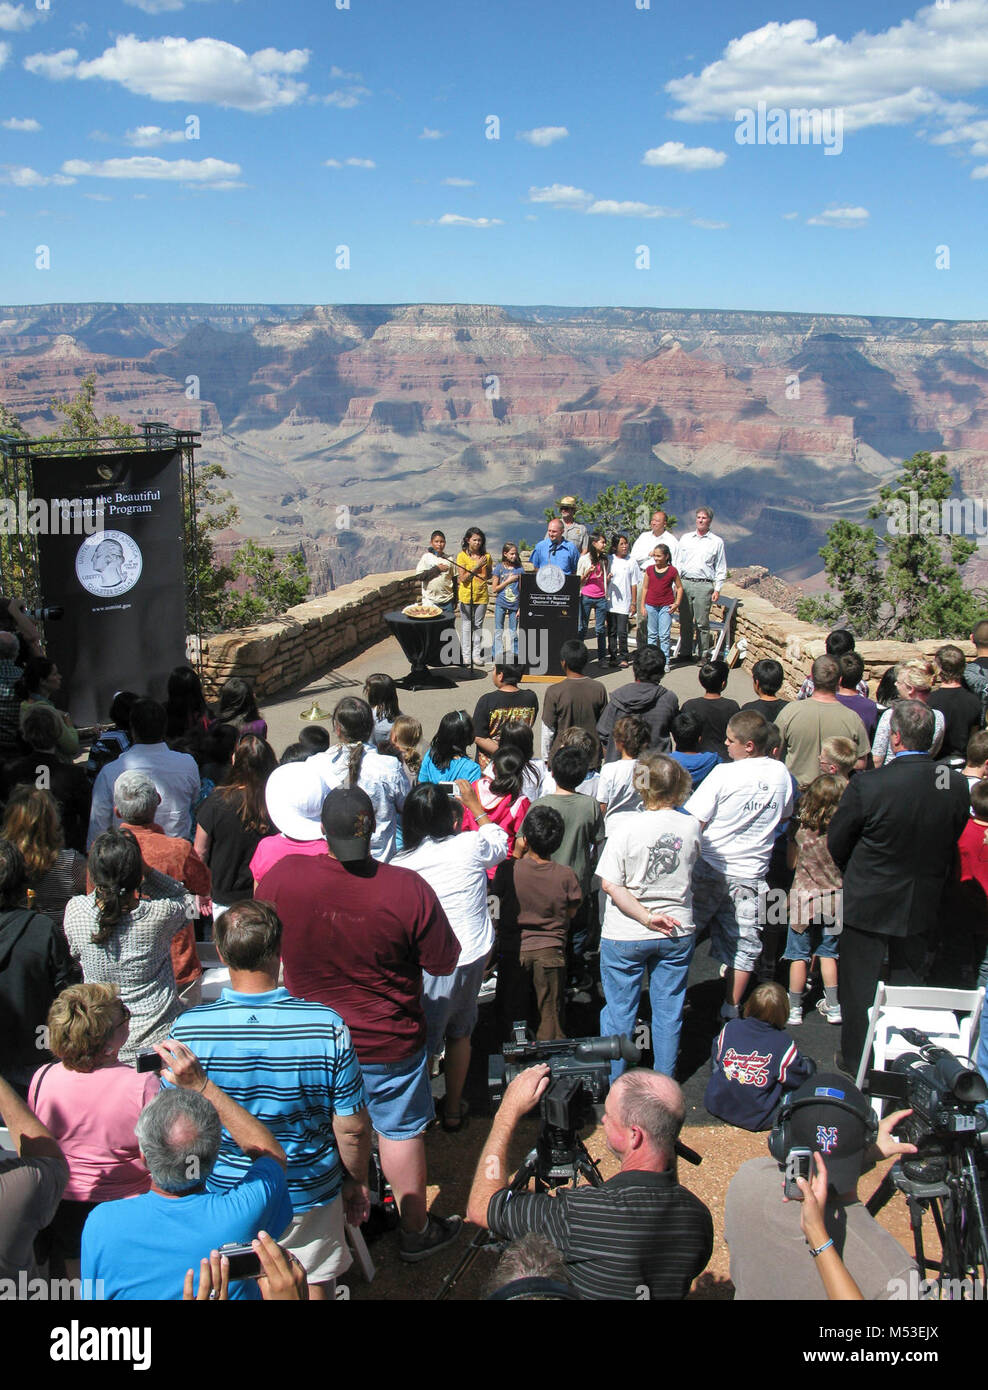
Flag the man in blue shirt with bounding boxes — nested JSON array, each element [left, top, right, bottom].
[[530, 518, 579, 574], [82, 1039, 292, 1301], [170, 900, 371, 1301]]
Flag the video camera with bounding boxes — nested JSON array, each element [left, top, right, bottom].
[[870, 1027, 988, 1185], [489, 1024, 640, 1135]]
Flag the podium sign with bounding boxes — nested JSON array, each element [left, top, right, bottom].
[[519, 565, 580, 678]]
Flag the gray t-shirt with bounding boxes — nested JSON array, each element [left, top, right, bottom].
[[597, 809, 701, 941], [725, 1157, 919, 1300]]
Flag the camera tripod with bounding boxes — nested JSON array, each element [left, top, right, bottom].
[[434, 1121, 604, 1301], [867, 1147, 988, 1292]]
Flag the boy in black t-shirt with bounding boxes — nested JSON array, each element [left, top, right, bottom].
[[473, 664, 539, 760], [741, 659, 789, 724], [681, 660, 740, 762]]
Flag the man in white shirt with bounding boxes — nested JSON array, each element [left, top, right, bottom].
[[630, 511, 679, 571], [685, 710, 794, 1020], [88, 698, 201, 846], [675, 506, 728, 664]]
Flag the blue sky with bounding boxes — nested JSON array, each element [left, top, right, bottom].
[[0, 0, 986, 316]]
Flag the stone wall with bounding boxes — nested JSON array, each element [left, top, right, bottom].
[[196, 570, 421, 699], [722, 582, 975, 698]]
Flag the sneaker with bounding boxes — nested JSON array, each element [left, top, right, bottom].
[[477, 970, 497, 1003], [398, 1213, 463, 1263], [718, 1001, 739, 1021], [787, 1005, 803, 1027], [817, 997, 842, 1025]]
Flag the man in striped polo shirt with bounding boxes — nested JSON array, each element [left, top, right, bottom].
[[170, 900, 371, 1301], [467, 1067, 712, 1300]]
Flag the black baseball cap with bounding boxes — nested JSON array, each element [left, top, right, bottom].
[[785, 1073, 873, 1193], [321, 787, 375, 862]]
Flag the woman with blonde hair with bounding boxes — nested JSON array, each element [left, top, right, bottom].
[[1, 785, 86, 926], [597, 752, 701, 1079], [30, 982, 160, 1269], [871, 658, 944, 766]]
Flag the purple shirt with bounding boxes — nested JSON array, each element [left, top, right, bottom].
[[836, 691, 879, 741]]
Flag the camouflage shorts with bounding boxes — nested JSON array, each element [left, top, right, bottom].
[[691, 859, 767, 972]]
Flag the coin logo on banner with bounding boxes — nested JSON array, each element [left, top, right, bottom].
[[75, 529, 143, 598]]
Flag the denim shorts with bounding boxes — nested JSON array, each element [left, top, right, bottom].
[[422, 957, 488, 1056], [782, 924, 841, 963], [359, 1047, 434, 1141]]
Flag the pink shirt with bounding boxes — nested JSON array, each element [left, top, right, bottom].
[[30, 1062, 160, 1203], [250, 834, 328, 883]]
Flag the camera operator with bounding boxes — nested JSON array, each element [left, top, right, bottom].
[[724, 1072, 922, 1300], [466, 1066, 712, 1300], [0, 594, 42, 662]]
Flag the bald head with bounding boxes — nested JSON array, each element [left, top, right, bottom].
[[613, 1071, 685, 1160]]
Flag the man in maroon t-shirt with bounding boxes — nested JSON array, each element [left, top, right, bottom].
[[257, 786, 463, 1263]]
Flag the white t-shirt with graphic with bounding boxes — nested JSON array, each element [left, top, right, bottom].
[[597, 808, 701, 941], [607, 556, 643, 616]]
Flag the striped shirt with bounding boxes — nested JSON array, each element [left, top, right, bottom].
[[169, 988, 368, 1212], [486, 1170, 712, 1300]]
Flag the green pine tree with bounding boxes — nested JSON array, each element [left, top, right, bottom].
[[544, 482, 675, 539], [796, 451, 984, 640]]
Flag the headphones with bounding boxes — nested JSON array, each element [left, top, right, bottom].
[[768, 1084, 879, 1166]]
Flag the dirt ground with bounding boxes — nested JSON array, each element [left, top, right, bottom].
[[338, 1111, 929, 1302]]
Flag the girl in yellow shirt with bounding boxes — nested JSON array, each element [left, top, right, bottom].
[[456, 527, 492, 665]]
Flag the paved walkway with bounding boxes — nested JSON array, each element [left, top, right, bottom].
[[258, 626, 755, 757]]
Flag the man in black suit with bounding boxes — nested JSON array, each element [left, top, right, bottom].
[[827, 701, 970, 1077]]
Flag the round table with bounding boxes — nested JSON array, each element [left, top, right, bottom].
[[384, 609, 457, 691]]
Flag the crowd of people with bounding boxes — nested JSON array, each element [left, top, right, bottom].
[[1, 545, 987, 1303]]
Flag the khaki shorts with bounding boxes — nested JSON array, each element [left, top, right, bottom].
[[279, 1196, 351, 1284]]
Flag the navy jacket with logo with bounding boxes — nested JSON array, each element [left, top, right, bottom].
[[704, 1017, 815, 1131]]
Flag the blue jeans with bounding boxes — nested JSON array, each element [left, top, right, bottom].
[[645, 604, 673, 662], [580, 596, 608, 657], [599, 934, 696, 1079], [493, 601, 518, 661]]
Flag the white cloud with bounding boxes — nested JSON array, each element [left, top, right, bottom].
[[436, 213, 503, 227], [125, 124, 186, 146], [665, 2, 988, 165], [0, 165, 74, 186], [25, 35, 309, 111], [929, 116, 988, 157], [419, 127, 444, 139], [443, 176, 475, 186], [0, 3, 38, 32], [691, 216, 729, 228], [322, 86, 370, 109], [517, 125, 568, 147], [125, 0, 185, 10], [0, 41, 8, 68], [324, 156, 376, 168], [83, 192, 112, 201], [527, 183, 593, 207], [642, 140, 726, 170], [62, 155, 243, 188], [329, 65, 362, 81], [782, 210, 799, 219], [587, 199, 680, 218], [970, 162, 988, 177], [806, 204, 870, 227], [3, 116, 40, 131]]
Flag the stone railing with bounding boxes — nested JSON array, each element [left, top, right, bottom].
[[722, 582, 975, 698], [197, 570, 420, 699]]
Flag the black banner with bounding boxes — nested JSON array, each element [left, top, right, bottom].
[[519, 568, 580, 678], [30, 449, 187, 726]]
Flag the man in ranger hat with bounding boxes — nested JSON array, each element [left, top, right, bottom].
[[558, 497, 589, 555]]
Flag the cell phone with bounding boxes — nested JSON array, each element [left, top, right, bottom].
[[217, 1242, 263, 1280], [784, 1147, 813, 1200], [136, 1050, 163, 1073], [437, 781, 458, 794]]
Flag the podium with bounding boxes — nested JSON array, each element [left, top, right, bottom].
[[519, 566, 580, 680]]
